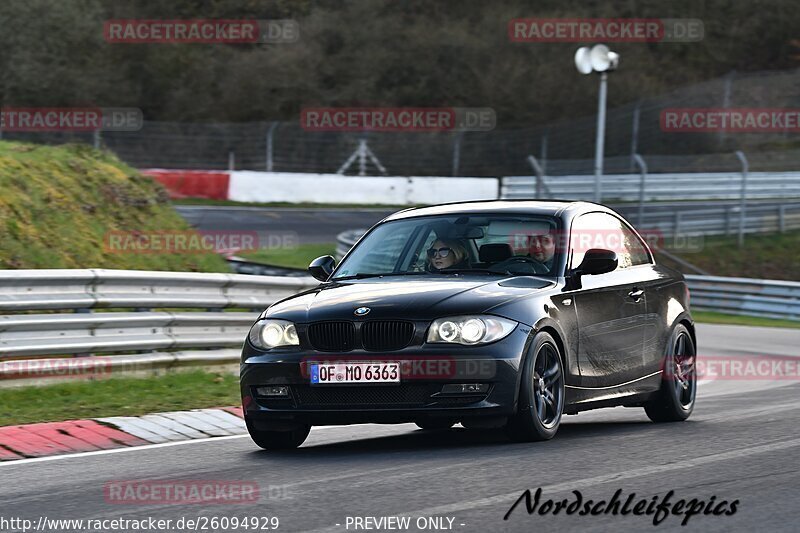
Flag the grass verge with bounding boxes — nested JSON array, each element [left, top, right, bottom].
[[0, 370, 240, 426], [237, 243, 336, 269], [692, 310, 800, 329], [660, 230, 800, 280]]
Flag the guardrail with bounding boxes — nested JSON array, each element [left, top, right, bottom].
[[685, 275, 800, 321], [501, 171, 800, 202], [635, 202, 800, 238], [0, 269, 318, 387]]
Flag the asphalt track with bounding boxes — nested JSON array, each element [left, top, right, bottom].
[[176, 200, 793, 245], [2, 324, 798, 532]]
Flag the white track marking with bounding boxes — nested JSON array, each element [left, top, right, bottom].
[[303, 437, 800, 533]]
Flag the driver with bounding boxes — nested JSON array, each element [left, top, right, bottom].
[[426, 239, 469, 271], [528, 230, 556, 272]]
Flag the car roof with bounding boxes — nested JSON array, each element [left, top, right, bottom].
[[382, 199, 618, 222]]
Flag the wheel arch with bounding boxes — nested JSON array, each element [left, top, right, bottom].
[[680, 317, 697, 352]]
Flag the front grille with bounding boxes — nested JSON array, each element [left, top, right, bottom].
[[292, 384, 433, 407], [361, 320, 415, 351], [308, 321, 356, 352]]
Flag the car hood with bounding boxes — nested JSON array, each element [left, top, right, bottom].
[[265, 276, 555, 323]]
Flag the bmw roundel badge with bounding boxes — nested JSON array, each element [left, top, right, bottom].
[[354, 306, 371, 316]]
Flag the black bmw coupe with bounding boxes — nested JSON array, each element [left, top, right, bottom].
[[240, 200, 697, 449]]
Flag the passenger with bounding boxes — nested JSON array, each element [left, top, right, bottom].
[[426, 239, 469, 271], [528, 230, 557, 272]]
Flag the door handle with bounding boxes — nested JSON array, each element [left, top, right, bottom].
[[628, 289, 644, 300]]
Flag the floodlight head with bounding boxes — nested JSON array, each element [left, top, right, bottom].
[[589, 44, 620, 72], [574, 46, 593, 74]]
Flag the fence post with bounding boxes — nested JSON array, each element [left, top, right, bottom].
[[632, 154, 647, 226], [630, 101, 641, 172], [228, 150, 235, 171], [779, 205, 786, 233], [540, 132, 548, 175], [452, 132, 463, 177], [93, 129, 101, 149], [674, 211, 682, 238], [735, 150, 748, 246], [266, 122, 279, 172], [527, 155, 545, 198]]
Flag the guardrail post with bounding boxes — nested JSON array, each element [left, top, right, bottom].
[[674, 211, 682, 237], [779, 205, 786, 233], [735, 150, 749, 247], [632, 154, 647, 226]]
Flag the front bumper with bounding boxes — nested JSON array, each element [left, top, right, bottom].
[[240, 327, 530, 427]]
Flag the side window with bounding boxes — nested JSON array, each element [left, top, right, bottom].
[[570, 212, 636, 270], [340, 225, 414, 274], [621, 224, 652, 266]]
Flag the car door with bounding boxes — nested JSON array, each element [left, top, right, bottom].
[[567, 212, 650, 389]]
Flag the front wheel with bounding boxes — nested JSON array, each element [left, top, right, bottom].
[[644, 324, 696, 422], [245, 419, 311, 450], [505, 332, 565, 442]]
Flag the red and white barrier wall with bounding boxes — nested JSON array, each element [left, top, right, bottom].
[[142, 169, 500, 204]]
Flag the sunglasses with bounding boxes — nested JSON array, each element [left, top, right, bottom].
[[426, 247, 452, 258]]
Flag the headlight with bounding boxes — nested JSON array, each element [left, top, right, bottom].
[[427, 315, 517, 345], [248, 319, 299, 349]]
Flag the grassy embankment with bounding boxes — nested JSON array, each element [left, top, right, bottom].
[[0, 141, 229, 271]]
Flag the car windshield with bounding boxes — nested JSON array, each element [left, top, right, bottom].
[[332, 214, 561, 279]]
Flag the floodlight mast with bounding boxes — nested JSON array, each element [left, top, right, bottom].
[[575, 44, 619, 203]]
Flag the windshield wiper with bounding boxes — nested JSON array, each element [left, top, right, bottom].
[[436, 268, 511, 276], [332, 271, 431, 281]]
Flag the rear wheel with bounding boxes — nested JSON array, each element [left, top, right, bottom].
[[644, 324, 696, 422], [505, 332, 565, 442], [245, 419, 311, 450]]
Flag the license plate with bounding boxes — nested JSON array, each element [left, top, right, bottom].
[[310, 362, 400, 385]]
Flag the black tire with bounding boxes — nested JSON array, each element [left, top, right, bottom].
[[415, 420, 456, 431], [245, 419, 311, 450], [644, 324, 696, 422], [505, 331, 565, 442]]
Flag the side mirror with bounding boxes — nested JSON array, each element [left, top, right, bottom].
[[576, 248, 618, 276], [308, 255, 336, 282]]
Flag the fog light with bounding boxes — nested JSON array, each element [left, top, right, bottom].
[[441, 383, 489, 394], [255, 385, 290, 397]]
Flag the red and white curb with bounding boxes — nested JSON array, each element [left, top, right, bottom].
[[0, 407, 244, 461]]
